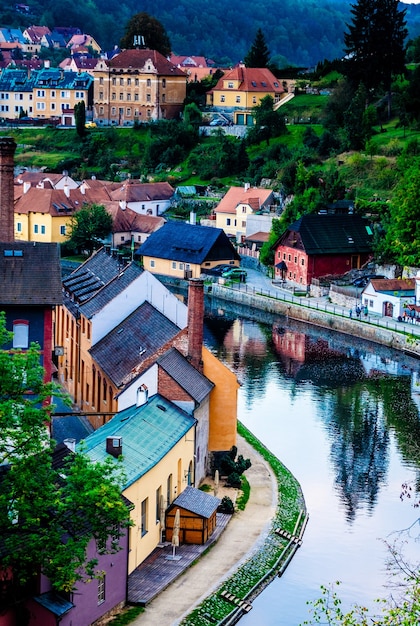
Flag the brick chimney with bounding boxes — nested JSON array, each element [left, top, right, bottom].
[[187, 278, 204, 372], [0, 137, 17, 243]]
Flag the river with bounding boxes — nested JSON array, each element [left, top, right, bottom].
[[204, 301, 420, 625]]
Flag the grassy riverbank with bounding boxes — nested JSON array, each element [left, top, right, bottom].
[[180, 422, 306, 626]]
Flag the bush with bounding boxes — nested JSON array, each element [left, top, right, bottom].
[[218, 496, 234, 514], [227, 472, 242, 488]]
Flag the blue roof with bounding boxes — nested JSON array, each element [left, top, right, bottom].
[[80, 394, 196, 488], [33, 592, 74, 617]]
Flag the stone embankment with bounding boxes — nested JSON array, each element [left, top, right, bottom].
[[206, 282, 420, 359]]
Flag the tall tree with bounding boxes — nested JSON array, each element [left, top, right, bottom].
[[0, 313, 130, 614], [244, 28, 270, 68], [120, 12, 171, 56], [67, 204, 113, 255], [74, 100, 86, 138], [343, 0, 407, 116]]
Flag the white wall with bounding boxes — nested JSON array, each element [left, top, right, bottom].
[[117, 364, 158, 411], [91, 270, 187, 345]]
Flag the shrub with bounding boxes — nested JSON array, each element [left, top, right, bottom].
[[218, 496, 234, 514]]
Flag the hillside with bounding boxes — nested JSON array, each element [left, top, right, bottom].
[[3, 0, 420, 67]]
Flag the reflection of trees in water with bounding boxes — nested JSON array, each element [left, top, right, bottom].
[[376, 378, 420, 492], [320, 386, 390, 523]]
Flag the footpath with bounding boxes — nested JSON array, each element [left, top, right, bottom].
[[131, 434, 278, 626]]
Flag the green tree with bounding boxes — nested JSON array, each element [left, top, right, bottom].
[[120, 12, 171, 56], [260, 217, 284, 267], [244, 28, 271, 68], [67, 204, 113, 255], [380, 163, 420, 266], [183, 102, 202, 130], [248, 95, 286, 145], [0, 312, 130, 613], [74, 100, 86, 138], [343, 0, 407, 116]]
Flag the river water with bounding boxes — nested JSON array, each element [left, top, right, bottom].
[[204, 302, 420, 625]]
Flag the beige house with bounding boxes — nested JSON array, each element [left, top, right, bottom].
[[214, 184, 275, 241], [92, 49, 187, 126], [206, 64, 285, 125]]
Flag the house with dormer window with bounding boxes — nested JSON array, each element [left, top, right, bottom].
[[206, 64, 285, 125]]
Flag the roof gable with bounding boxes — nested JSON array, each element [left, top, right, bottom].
[[157, 348, 214, 403], [215, 185, 273, 214], [89, 301, 182, 387], [108, 49, 186, 76]]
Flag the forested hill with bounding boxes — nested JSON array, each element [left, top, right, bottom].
[[3, 0, 420, 66]]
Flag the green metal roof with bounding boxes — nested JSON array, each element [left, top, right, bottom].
[[80, 394, 196, 488]]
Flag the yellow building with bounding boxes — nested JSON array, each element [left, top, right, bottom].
[[92, 49, 187, 126], [32, 67, 93, 121], [14, 185, 110, 243], [80, 393, 196, 573], [206, 64, 285, 125], [137, 221, 240, 279], [214, 184, 275, 241]]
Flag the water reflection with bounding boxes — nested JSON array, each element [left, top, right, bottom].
[[203, 304, 420, 623]]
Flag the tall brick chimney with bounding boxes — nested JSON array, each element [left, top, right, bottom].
[[187, 278, 204, 372], [0, 137, 17, 243]]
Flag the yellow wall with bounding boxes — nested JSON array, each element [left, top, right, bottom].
[[14, 212, 71, 243], [142, 256, 202, 278], [202, 347, 238, 452], [123, 428, 195, 573], [56, 307, 118, 426], [215, 211, 238, 237]]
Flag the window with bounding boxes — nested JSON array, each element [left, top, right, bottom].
[[226, 218, 231, 226], [99, 106, 104, 114], [17, 222, 22, 232], [156, 486, 162, 522], [134, 93, 139, 101], [61, 91, 70, 98], [99, 91, 103, 99], [172, 261, 176, 269], [161, 94, 165, 103], [146, 94, 151, 102], [141, 498, 148, 536], [236, 95, 241, 103], [294, 256, 297, 264], [34, 225, 39, 234], [167, 474, 172, 505], [179, 263, 184, 270], [301, 258, 305, 266], [119, 77, 124, 85], [36, 103, 45, 110], [241, 221, 246, 228], [37, 90, 45, 97], [51, 90, 55, 98], [51, 103, 55, 110], [150, 259, 155, 268], [112, 77, 116, 86], [119, 93, 123, 100], [111, 107, 116, 115], [97, 575, 105, 605], [147, 78, 151, 87], [111, 92, 116, 100], [99, 77, 104, 85], [252, 96, 257, 104], [127, 78, 131, 85], [162, 78, 166, 88], [135, 78, 139, 86], [126, 107, 131, 116], [127, 93, 131, 101], [288, 254, 291, 261], [228, 82, 234, 88], [220, 95, 225, 103], [13, 320, 29, 349], [41, 225, 46, 234]]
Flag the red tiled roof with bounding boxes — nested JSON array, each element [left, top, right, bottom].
[[215, 185, 273, 214], [109, 49, 186, 76], [109, 181, 175, 203], [212, 66, 284, 94]]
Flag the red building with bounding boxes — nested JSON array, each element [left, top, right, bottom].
[[273, 214, 373, 286]]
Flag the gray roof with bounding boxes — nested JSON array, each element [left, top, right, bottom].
[[172, 485, 220, 518], [275, 214, 373, 255], [157, 348, 214, 403], [137, 221, 240, 265], [62, 248, 143, 319], [0, 242, 62, 306], [89, 301, 181, 387]]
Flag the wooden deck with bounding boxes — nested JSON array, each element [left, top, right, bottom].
[[128, 512, 232, 605]]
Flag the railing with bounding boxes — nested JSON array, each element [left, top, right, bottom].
[[210, 280, 420, 340]]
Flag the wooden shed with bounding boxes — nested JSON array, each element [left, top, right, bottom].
[[165, 486, 220, 545]]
